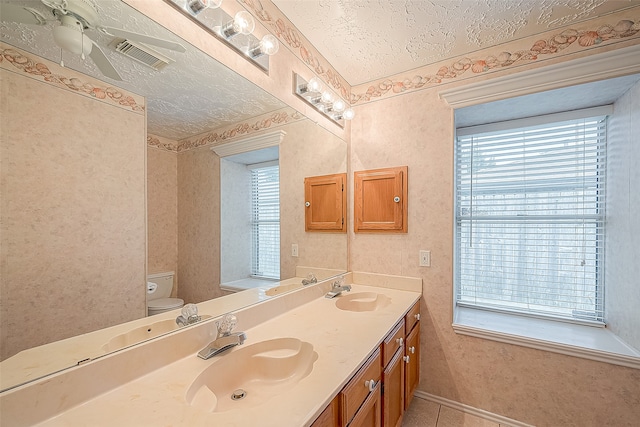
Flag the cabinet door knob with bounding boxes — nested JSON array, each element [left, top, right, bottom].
[[393, 196, 401, 203], [409, 346, 415, 354], [415, 313, 421, 321], [403, 355, 410, 363], [396, 337, 403, 346], [305, 201, 311, 207], [364, 379, 377, 392]]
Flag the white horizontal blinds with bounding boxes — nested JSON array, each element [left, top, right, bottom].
[[251, 165, 280, 279], [456, 113, 607, 323]]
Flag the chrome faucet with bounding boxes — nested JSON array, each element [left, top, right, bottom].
[[198, 313, 246, 360], [302, 273, 317, 286], [176, 303, 201, 327], [325, 278, 351, 298]]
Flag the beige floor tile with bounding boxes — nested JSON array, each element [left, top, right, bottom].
[[402, 397, 439, 427], [436, 405, 500, 427]]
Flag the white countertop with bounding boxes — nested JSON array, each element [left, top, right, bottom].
[[31, 284, 420, 427]]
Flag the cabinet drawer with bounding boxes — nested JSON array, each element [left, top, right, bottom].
[[404, 301, 420, 336], [341, 348, 381, 425], [382, 320, 404, 368]]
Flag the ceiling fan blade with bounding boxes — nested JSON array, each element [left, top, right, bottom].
[[99, 26, 186, 53], [0, 4, 48, 25], [89, 41, 122, 81]]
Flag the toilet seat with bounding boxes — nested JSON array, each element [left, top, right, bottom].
[[148, 297, 184, 311]]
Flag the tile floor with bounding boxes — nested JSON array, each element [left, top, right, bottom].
[[402, 396, 513, 427]]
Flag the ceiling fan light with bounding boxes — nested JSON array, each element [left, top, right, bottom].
[[52, 24, 92, 56]]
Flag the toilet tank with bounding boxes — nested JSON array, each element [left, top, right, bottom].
[[147, 272, 174, 300]]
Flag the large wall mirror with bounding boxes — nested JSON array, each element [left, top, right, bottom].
[[0, 0, 346, 391]]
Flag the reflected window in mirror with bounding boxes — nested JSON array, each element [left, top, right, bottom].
[[221, 147, 280, 289], [250, 163, 280, 279]]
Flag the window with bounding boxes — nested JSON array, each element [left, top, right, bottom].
[[251, 164, 280, 279], [455, 109, 608, 324]]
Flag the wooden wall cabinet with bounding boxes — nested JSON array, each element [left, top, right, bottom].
[[354, 166, 407, 233], [305, 173, 347, 232]]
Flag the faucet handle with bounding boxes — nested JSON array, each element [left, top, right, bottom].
[[217, 313, 237, 336]]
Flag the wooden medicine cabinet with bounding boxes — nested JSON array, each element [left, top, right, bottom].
[[354, 166, 408, 233], [304, 173, 347, 232]]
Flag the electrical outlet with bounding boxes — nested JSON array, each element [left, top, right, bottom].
[[419, 250, 431, 267], [292, 243, 299, 257]]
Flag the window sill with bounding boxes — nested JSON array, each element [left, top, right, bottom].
[[453, 307, 640, 369], [220, 277, 277, 292]]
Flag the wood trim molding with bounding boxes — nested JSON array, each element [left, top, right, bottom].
[[438, 44, 640, 109], [210, 130, 287, 157]]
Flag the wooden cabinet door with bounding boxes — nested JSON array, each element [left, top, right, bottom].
[[311, 395, 340, 427], [354, 166, 407, 233], [305, 173, 346, 232], [382, 349, 405, 427], [349, 381, 382, 427], [404, 322, 420, 410]]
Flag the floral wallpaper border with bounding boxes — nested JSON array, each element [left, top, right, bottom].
[[350, 12, 640, 105], [240, 0, 351, 102], [148, 107, 304, 152], [0, 43, 145, 113]]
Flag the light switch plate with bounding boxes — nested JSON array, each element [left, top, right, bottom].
[[292, 244, 299, 257], [419, 250, 431, 267]]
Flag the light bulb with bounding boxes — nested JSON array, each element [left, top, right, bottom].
[[332, 99, 346, 113], [249, 34, 279, 58], [342, 108, 355, 120], [187, 0, 221, 15], [222, 11, 255, 38], [321, 91, 334, 104], [306, 77, 323, 93]]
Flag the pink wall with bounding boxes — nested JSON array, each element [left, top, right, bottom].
[[1, 57, 146, 360], [349, 82, 640, 426]]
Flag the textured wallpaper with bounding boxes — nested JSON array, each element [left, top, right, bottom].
[[1, 63, 146, 360]]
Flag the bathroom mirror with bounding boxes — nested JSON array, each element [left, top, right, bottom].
[[0, 0, 346, 392]]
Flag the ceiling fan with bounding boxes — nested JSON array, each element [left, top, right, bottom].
[[0, 0, 186, 81]]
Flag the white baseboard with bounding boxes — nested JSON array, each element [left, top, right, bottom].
[[414, 390, 535, 427]]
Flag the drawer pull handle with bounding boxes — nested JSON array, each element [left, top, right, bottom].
[[396, 337, 403, 346], [305, 201, 311, 207], [394, 196, 400, 203], [415, 313, 421, 321], [403, 355, 410, 363], [364, 379, 377, 392], [409, 346, 415, 354]]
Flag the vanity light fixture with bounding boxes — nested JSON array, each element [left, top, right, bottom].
[[248, 34, 279, 58], [294, 73, 354, 126], [165, 0, 276, 72], [221, 11, 255, 39], [186, 0, 222, 16]]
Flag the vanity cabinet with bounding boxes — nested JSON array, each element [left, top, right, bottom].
[[354, 166, 408, 233], [403, 302, 421, 410], [304, 173, 347, 232], [311, 301, 420, 427]]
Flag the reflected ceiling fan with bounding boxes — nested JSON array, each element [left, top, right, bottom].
[[0, 0, 186, 80]]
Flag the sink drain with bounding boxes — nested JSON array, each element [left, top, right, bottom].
[[231, 389, 247, 400]]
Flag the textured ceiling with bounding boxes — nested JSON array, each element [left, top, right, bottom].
[[272, 0, 639, 85], [0, 0, 284, 140]]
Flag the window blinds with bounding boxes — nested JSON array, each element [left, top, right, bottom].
[[455, 111, 607, 324], [251, 165, 280, 279]]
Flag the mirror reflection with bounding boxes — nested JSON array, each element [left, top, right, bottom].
[[0, 0, 346, 391]]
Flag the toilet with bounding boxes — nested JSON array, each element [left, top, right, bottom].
[[146, 272, 184, 316]]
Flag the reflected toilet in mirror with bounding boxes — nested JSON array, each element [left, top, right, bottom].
[[147, 272, 184, 316]]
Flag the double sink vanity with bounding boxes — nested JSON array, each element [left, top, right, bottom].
[[1, 272, 422, 426]]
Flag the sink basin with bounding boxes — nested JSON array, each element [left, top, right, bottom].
[[102, 316, 211, 352], [335, 292, 391, 312], [186, 337, 317, 413], [265, 282, 303, 296]]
